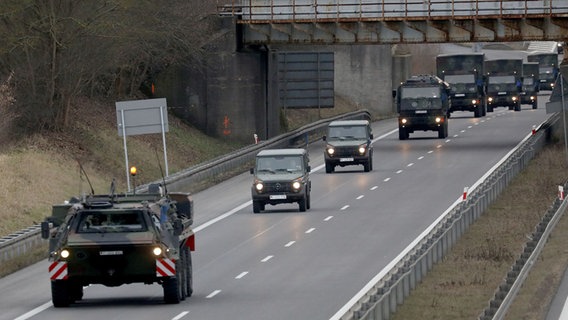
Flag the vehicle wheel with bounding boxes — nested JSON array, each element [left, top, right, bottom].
[[514, 103, 521, 112], [299, 196, 307, 212], [51, 281, 70, 308], [163, 277, 180, 304], [325, 161, 334, 173], [487, 104, 493, 112], [398, 128, 408, 140], [482, 101, 487, 116], [252, 200, 262, 213], [363, 161, 370, 172], [185, 247, 193, 297], [369, 154, 373, 171], [474, 107, 482, 118], [532, 101, 537, 109], [69, 283, 83, 302], [306, 191, 311, 210], [438, 123, 448, 139], [178, 252, 186, 301]]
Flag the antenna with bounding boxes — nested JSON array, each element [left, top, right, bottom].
[[77, 160, 95, 195], [155, 148, 168, 195]]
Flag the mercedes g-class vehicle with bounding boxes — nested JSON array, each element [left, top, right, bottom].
[[395, 75, 451, 140], [322, 120, 373, 173], [250, 148, 311, 213]]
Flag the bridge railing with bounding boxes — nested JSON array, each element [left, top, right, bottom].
[[218, 0, 568, 22]]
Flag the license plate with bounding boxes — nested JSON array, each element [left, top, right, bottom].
[[540, 79, 546, 82], [100, 251, 123, 256], [454, 93, 465, 97], [415, 110, 427, 114], [340, 157, 354, 162], [498, 92, 507, 95], [270, 194, 287, 200]]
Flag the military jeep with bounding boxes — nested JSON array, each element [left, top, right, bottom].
[[250, 148, 311, 213], [323, 120, 374, 173]]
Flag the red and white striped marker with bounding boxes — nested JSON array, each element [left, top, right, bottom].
[[254, 133, 259, 144], [559, 186, 565, 201], [532, 125, 536, 135], [462, 187, 469, 200]]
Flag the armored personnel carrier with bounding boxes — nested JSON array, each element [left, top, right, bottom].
[[41, 177, 194, 307]]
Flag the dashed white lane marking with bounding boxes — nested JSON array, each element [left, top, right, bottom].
[[407, 163, 414, 167], [261, 255, 273, 262], [356, 195, 364, 200], [324, 216, 333, 221], [474, 122, 479, 125], [437, 145, 442, 149], [172, 311, 189, 320], [445, 139, 451, 143], [340, 205, 350, 211], [285, 241, 296, 247], [453, 134, 459, 138], [384, 177, 391, 182], [370, 186, 378, 190], [206, 290, 221, 298], [235, 271, 249, 279], [468, 125, 473, 129], [396, 170, 403, 174], [306, 227, 316, 234], [461, 130, 466, 133], [428, 150, 434, 154], [418, 156, 424, 160]]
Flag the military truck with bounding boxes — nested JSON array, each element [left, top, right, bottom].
[[521, 62, 540, 109], [41, 177, 194, 307], [250, 148, 311, 213], [395, 75, 451, 140], [484, 59, 523, 112], [322, 120, 373, 173], [436, 53, 486, 118], [527, 52, 559, 91]]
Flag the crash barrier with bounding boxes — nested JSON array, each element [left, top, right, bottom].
[[338, 113, 558, 320], [0, 110, 371, 266]]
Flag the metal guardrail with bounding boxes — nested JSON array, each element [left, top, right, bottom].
[[335, 113, 557, 320], [218, 0, 568, 22], [0, 110, 371, 266]]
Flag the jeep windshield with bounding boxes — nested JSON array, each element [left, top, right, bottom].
[[256, 156, 304, 174], [487, 75, 517, 92], [77, 211, 147, 233], [327, 125, 367, 140], [400, 86, 443, 110]]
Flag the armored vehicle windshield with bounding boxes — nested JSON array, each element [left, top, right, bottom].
[[77, 211, 147, 233]]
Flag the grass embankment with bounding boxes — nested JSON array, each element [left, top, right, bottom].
[[392, 142, 568, 320]]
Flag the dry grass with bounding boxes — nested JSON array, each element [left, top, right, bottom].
[[391, 143, 568, 320]]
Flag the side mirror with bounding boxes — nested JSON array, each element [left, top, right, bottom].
[[307, 165, 311, 173], [173, 219, 183, 236], [250, 168, 254, 174], [322, 135, 327, 141], [392, 89, 397, 98], [41, 221, 51, 239], [369, 133, 374, 139]]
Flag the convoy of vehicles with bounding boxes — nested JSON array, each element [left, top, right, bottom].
[[250, 148, 311, 213], [484, 59, 523, 112], [41, 177, 195, 307], [521, 62, 540, 109], [395, 75, 451, 140], [436, 53, 486, 118], [527, 52, 559, 91], [322, 120, 374, 173]]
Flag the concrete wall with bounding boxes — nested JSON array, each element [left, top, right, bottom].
[[156, 16, 408, 143]]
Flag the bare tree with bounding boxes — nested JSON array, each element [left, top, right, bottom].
[[0, 0, 211, 133]]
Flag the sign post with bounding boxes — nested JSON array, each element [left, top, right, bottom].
[[115, 98, 169, 191]]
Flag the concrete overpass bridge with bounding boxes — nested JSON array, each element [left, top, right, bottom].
[[219, 0, 568, 45]]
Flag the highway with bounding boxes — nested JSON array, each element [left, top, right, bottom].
[[0, 100, 552, 320]]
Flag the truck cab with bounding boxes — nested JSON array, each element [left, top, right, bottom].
[[396, 75, 451, 140], [484, 59, 523, 112]]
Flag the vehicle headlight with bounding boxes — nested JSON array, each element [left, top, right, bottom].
[[471, 99, 477, 104], [255, 182, 264, 191], [435, 117, 442, 123], [512, 96, 518, 101], [358, 146, 366, 154], [292, 181, 301, 190], [152, 247, 162, 256], [488, 97, 493, 102], [401, 118, 408, 124], [326, 146, 335, 155], [60, 249, 70, 259], [530, 96, 535, 100], [551, 83, 555, 88]]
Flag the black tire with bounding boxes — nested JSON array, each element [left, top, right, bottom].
[[514, 103, 521, 112], [363, 161, 370, 172], [186, 249, 193, 297], [252, 200, 262, 213], [438, 123, 448, 139], [163, 277, 180, 304], [398, 127, 408, 140], [299, 196, 307, 212], [325, 161, 333, 173], [474, 107, 482, 118], [51, 281, 70, 308], [306, 190, 311, 210], [178, 252, 186, 301], [532, 101, 537, 109], [369, 154, 373, 171], [69, 283, 83, 302]]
